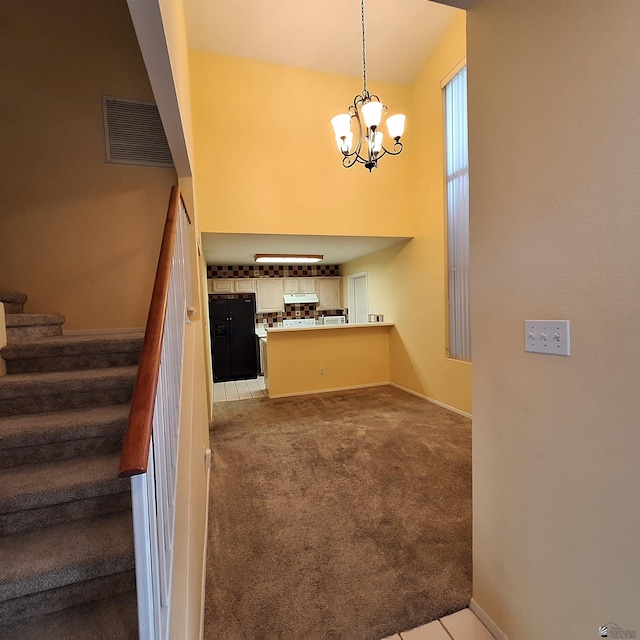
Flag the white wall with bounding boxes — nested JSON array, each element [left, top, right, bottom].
[[469, 1, 640, 637]]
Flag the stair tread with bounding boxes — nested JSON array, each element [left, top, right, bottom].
[[5, 313, 65, 328], [1, 330, 144, 358], [0, 366, 138, 398], [0, 511, 134, 602], [0, 452, 127, 515], [0, 291, 28, 305], [0, 404, 129, 450], [0, 591, 137, 640]]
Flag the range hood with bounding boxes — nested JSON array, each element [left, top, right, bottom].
[[284, 293, 319, 304]]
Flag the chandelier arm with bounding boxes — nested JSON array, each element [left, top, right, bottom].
[[378, 141, 404, 158], [350, 103, 364, 160]]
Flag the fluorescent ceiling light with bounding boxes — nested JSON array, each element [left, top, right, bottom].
[[255, 253, 323, 264]]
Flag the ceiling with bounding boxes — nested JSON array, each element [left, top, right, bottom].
[[184, 1, 460, 266], [183, 0, 461, 86], [202, 234, 411, 266]]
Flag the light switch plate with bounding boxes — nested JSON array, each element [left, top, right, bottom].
[[525, 320, 570, 356]]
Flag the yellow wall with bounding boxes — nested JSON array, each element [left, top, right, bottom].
[[468, 1, 640, 637], [189, 15, 469, 414], [342, 13, 471, 415], [0, 0, 176, 331], [267, 326, 391, 398], [189, 52, 415, 238]]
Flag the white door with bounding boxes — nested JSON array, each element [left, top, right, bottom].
[[349, 272, 368, 324]]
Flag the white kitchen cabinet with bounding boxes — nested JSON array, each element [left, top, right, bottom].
[[234, 279, 256, 293], [283, 278, 316, 294], [256, 278, 284, 313], [209, 279, 234, 294], [283, 278, 300, 294], [300, 278, 316, 293], [208, 279, 256, 294], [316, 277, 342, 310]]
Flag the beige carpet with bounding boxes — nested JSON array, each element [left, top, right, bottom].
[[204, 385, 471, 639]]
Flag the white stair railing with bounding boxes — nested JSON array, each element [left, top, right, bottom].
[[119, 187, 193, 640]]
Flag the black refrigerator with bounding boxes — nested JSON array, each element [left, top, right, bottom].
[[209, 295, 258, 382]]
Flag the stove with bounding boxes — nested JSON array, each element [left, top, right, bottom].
[[282, 318, 317, 328]]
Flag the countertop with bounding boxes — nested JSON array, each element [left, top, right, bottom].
[[265, 322, 393, 334]]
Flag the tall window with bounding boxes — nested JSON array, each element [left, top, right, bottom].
[[445, 65, 470, 362]]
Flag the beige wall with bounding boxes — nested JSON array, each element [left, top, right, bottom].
[[266, 325, 391, 398], [468, 1, 640, 637], [189, 52, 415, 238], [342, 13, 471, 415], [0, 0, 176, 330]]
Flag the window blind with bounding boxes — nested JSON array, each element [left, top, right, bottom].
[[445, 65, 470, 362]]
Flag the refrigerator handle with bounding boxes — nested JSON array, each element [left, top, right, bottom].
[[227, 314, 232, 342]]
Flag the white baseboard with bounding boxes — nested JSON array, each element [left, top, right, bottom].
[[63, 327, 144, 336], [469, 598, 509, 640], [389, 383, 472, 419], [267, 381, 389, 399]]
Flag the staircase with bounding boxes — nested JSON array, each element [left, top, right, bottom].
[[0, 291, 143, 639]]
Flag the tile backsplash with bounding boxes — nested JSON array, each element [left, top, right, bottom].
[[206, 264, 340, 278], [255, 305, 347, 328]]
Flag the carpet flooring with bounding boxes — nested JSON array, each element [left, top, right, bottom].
[[204, 385, 472, 639]]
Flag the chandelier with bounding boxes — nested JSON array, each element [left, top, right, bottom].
[[330, 0, 406, 172]]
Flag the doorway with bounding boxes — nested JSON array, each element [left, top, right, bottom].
[[348, 271, 369, 324]]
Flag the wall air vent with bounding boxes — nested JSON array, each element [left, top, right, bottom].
[[103, 96, 174, 168]]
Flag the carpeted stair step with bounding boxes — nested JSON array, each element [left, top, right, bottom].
[[0, 290, 27, 315], [0, 453, 130, 535], [0, 590, 138, 640], [5, 313, 65, 342], [0, 404, 129, 468], [0, 366, 137, 416], [0, 511, 135, 624], [0, 330, 143, 374]]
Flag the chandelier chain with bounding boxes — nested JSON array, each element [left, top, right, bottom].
[[361, 0, 367, 94]]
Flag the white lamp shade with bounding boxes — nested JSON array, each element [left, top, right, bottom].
[[361, 101, 383, 128], [331, 114, 352, 138], [335, 132, 353, 153], [386, 114, 406, 139], [372, 131, 383, 154]]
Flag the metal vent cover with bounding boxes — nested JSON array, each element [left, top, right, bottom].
[[103, 96, 174, 168]]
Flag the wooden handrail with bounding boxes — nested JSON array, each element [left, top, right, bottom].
[[118, 185, 181, 477]]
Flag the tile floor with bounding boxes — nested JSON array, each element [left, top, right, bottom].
[[382, 608, 495, 640], [213, 376, 267, 402]]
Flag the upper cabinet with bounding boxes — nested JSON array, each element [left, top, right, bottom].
[[234, 279, 256, 293], [207, 276, 342, 312], [300, 278, 317, 294], [256, 278, 284, 313], [208, 279, 234, 294], [283, 278, 317, 294], [316, 277, 342, 310], [207, 279, 256, 294]]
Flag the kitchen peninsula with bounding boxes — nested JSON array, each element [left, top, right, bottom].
[[264, 322, 393, 398]]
